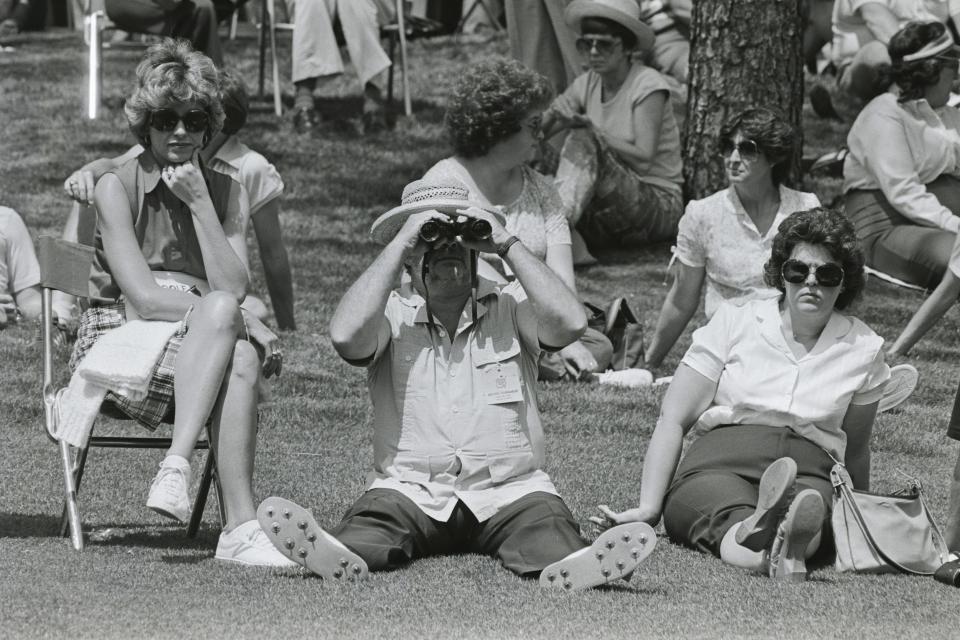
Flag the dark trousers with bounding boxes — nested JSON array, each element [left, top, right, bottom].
[[845, 176, 960, 289], [662, 425, 834, 558], [331, 489, 586, 576], [104, 0, 226, 66]]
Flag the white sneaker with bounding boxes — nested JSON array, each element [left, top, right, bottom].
[[146, 459, 191, 523], [597, 368, 654, 388], [879, 364, 919, 413], [215, 520, 298, 567]]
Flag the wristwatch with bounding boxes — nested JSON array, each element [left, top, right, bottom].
[[497, 235, 521, 258]]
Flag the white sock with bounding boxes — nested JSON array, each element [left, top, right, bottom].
[[160, 454, 191, 472]]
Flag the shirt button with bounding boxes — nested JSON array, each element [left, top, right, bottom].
[[450, 369, 457, 377], [404, 355, 412, 362], [452, 406, 460, 414], [438, 329, 446, 337]]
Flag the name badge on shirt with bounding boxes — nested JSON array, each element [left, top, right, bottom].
[[480, 362, 524, 404]]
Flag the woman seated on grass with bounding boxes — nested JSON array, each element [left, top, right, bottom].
[[540, 0, 683, 259], [0, 205, 41, 329], [421, 57, 613, 382], [595, 208, 890, 581], [888, 231, 960, 356], [643, 107, 820, 370], [844, 20, 960, 290], [72, 39, 291, 566]]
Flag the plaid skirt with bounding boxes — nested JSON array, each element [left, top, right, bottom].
[[69, 301, 187, 431]]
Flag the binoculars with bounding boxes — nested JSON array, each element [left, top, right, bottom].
[[419, 218, 492, 243]]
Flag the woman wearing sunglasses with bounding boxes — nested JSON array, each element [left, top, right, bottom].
[[594, 208, 890, 581], [539, 0, 683, 259], [422, 57, 614, 382], [69, 39, 293, 567], [643, 108, 819, 370], [844, 21, 960, 290]]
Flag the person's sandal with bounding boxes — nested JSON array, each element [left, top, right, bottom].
[[257, 497, 368, 581], [736, 457, 797, 551], [540, 522, 656, 591]]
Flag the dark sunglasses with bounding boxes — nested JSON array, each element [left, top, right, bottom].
[[575, 35, 621, 56], [781, 259, 845, 288], [149, 108, 210, 133], [719, 138, 761, 161]]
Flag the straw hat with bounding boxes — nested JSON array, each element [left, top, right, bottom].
[[370, 179, 506, 245], [565, 0, 655, 52]]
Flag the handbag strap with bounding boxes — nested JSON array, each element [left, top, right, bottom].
[[832, 464, 949, 575]]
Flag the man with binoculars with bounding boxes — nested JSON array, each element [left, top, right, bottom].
[[255, 180, 656, 589]]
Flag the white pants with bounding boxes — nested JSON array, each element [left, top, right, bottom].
[[284, 0, 392, 87]]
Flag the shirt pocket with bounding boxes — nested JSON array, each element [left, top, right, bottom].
[[486, 450, 536, 485], [471, 337, 529, 450]]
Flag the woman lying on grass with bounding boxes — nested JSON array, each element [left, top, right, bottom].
[[595, 207, 890, 581], [70, 38, 291, 566]]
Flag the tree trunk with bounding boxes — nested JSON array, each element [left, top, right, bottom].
[[683, 0, 805, 201]]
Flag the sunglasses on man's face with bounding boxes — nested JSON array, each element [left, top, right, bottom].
[[719, 138, 761, 161], [781, 259, 845, 288], [149, 108, 210, 134], [524, 115, 543, 136], [575, 35, 622, 56]]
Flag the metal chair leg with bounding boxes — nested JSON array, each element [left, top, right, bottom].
[[258, 0, 268, 100], [59, 444, 89, 540], [59, 442, 84, 550], [86, 10, 102, 119], [395, 0, 411, 117], [187, 449, 217, 538], [268, 0, 282, 116]]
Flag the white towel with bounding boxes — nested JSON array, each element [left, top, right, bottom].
[[52, 319, 181, 448]]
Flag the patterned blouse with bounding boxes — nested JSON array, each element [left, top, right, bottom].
[[675, 185, 821, 318]]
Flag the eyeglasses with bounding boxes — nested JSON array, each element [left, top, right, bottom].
[[149, 108, 210, 133], [719, 138, 761, 161], [781, 259, 845, 287], [575, 35, 622, 56]]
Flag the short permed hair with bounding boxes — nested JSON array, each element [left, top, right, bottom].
[[719, 107, 797, 186], [763, 207, 865, 310], [124, 38, 224, 146], [444, 58, 552, 159], [889, 21, 955, 101]]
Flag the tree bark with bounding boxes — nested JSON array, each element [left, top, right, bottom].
[[683, 0, 805, 200]]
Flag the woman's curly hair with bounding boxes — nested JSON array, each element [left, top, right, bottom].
[[124, 38, 224, 147], [884, 21, 955, 101], [763, 207, 865, 310], [719, 107, 797, 186], [445, 58, 552, 158]]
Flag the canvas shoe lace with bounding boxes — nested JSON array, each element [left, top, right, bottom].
[[146, 463, 190, 523]]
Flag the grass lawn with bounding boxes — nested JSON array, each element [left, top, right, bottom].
[[2, 27, 960, 640]]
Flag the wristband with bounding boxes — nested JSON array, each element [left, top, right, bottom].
[[497, 236, 521, 258]]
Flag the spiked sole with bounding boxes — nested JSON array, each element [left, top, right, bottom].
[[539, 523, 656, 591], [736, 457, 797, 552], [257, 497, 368, 581]]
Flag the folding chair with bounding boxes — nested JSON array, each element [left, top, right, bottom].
[[257, 0, 444, 117], [39, 235, 224, 551]]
